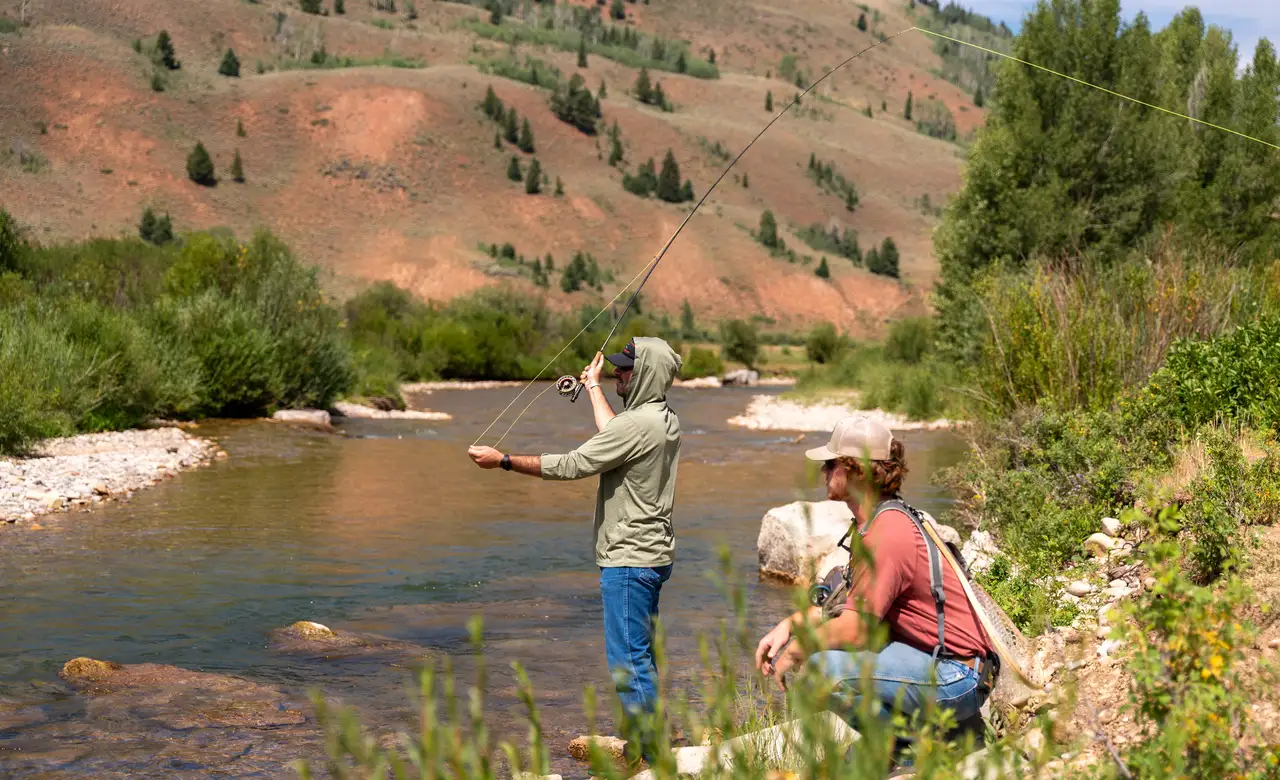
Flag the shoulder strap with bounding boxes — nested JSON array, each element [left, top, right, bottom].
[[876, 499, 947, 661]]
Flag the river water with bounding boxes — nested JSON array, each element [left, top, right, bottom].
[[0, 385, 968, 777]]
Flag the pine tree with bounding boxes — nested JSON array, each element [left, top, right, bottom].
[[186, 142, 215, 186], [555, 176, 564, 196], [139, 207, 158, 243], [845, 188, 857, 212], [680, 299, 696, 338], [680, 179, 694, 202], [676, 51, 687, 73], [335, 0, 345, 13], [487, 0, 501, 25], [300, 0, 322, 14], [219, 48, 241, 77], [598, 79, 607, 99], [518, 117, 535, 153], [494, 131, 502, 149], [578, 35, 588, 68], [656, 149, 682, 202], [545, 253, 554, 271], [236, 119, 246, 137], [153, 212, 173, 244], [904, 91, 913, 120], [742, 172, 749, 188], [973, 87, 984, 107], [765, 90, 773, 111], [608, 134, 623, 166], [525, 158, 542, 194], [231, 149, 245, 182], [652, 81, 667, 110], [815, 257, 830, 279], [507, 155, 523, 181], [857, 12, 867, 31], [504, 107, 519, 144], [156, 30, 180, 70], [879, 237, 899, 278], [758, 209, 778, 249], [634, 67, 652, 104], [709, 49, 717, 66], [483, 85, 499, 117], [610, 0, 625, 20], [549, 73, 599, 134]]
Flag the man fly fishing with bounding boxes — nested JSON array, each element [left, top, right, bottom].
[[467, 337, 683, 763]]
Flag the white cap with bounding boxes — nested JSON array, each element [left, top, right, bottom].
[[804, 414, 895, 461]]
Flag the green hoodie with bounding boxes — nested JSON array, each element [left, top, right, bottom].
[[540, 337, 683, 567]]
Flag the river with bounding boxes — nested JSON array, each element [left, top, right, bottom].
[[0, 385, 969, 778]]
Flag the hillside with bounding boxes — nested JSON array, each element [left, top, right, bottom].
[[0, 0, 1000, 338]]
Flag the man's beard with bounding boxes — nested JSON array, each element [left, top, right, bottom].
[[616, 376, 631, 397]]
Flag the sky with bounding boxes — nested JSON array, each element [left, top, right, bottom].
[[975, 0, 1280, 68]]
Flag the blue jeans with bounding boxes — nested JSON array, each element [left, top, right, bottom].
[[807, 642, 986, 732], [600, 564, 672, 759]]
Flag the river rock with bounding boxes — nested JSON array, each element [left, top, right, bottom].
[[1066, 580, 1094, 597], [331, 401, 452, 421], [1083, 533, 1116, 558], [272, 409, 332, 427], [716, 712, 858, 770], [568, 735, 628, 762], [59, 656, 306, 729], [1101, 516, 1122, 538], [960, 530, 1002, 575], [268, 620, 427, 660], [284, 620, 335, 640], [757, 500, 854, 584], [721, 369, 760, 386], [677, 376, 722, 389]]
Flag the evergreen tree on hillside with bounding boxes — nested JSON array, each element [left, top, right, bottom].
[[504, 107, 519, 144], [300, 0, 322, 15], [610, 0, 625, 21], [482, 85, 501, 118], [868, 236, 899, 278], [525, 158, 542, 194], [904, 91, 913, 120], [156, 30, 180, 70], [152, 212, 173, 244], [231, 150, 245, 182], [578, 35, 588, 68], [219, 49, 240, 77], [680, 299, 696, 338], [487, 0, 501, 25], [550, 73, 599, 135], [765, 90, 773, 111], [608, 133, 623, 166], [634, 67, 652, 103], [973, 87, 984, 107], [237, 119, 247, 137], [815, 257, 830, 279], [676, 51, 687, 74], [186, 142, 215, 186], [598, 79, 608, 99], [518, 117, 535, 153], [680, 179, 694, 201], [758, 209, 778, 249], [494, 131, 502, 149], [857, 13, 867, 31], [507, 155, 522, 181], [555, 176, 564, 196], [656, 149, 682, 202], [335, 0, 345, 14], [139, 208, 158, 243]]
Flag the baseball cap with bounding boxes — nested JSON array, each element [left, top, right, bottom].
[[805, 414, 895, 461], [605, 339, 636, 369]]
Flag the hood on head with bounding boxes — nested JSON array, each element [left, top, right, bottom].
[[625, 337, 682, 409]]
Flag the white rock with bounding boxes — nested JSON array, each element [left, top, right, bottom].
[[629, 745, 711, 780], [1083, 533, 1116, 558], [91, 481, 109, 495], [757, 500, 853, 584], [331, 401, 452, 421], [272, 409, 332, 426], [1098, 605, 1116, 626], [43, 495, 65, 511], [721, 368, 760, 386], [1095, 625, 1110, 640], [1022, 727, 1046, 755], [1098, 639, 1125, 659], [1105, 586, 1131, 600], [1270, 638, 1280, 649], [1066, 580, 1094, 597], [1142, 576, 1156, 590], [23, 489, 44, 501], [932, 519, 962, 549], [1101, 516, 1122, 538], [1108, 579, 1127, 589], [727, 394, 959, 432], [960, 530, 1003, 576], [716, 712, 858, 770], [675, 376, 722, 389]]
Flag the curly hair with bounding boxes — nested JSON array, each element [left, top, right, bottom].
[[835, 439, 908, 498]]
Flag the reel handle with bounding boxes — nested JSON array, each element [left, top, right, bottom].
[[570, 382, 585, 403]]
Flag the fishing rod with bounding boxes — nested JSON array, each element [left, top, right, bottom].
[[552, 28, 914, 404]]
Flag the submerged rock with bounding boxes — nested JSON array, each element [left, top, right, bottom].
[[332, 401, 452, 421], [268, 620, 426, 659], [272, 409, 333, 427]]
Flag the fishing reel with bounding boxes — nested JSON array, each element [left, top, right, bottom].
[[807, 582, 833, 607], [555, 375, 586, 403]]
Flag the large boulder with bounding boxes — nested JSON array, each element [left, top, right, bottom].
[[722, 369, 760, 386], [757, 500, 855, 585], [272, 409, 332, 427]]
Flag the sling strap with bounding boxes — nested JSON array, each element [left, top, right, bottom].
[[866, 499, 948, 661]]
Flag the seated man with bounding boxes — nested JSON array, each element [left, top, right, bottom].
[[754, 415, 997, 752]]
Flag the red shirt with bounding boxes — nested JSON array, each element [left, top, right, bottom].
[[845, 508, 991, 658]]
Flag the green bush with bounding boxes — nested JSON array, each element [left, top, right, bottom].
[[883, 316, 932, 364], [718, 319, 759, 369], [681, 346, 723, 379], [804, 322, 844, 364]]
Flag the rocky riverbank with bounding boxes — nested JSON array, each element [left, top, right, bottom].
[[0, 427, 223, 525], [728, 393, 962, 431]]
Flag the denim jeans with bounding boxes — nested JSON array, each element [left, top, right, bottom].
[[600, 564, 673, 759], [807, 642, 986, 735]]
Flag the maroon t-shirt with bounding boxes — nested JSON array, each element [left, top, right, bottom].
[[844, 508, 991, 658]]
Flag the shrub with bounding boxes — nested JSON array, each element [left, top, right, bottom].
[[524, 158, 542, 194], [507, 155, 522, 181], [883, 316, 932, 364], [814, 257, 830, 279], [804, 322, 844, 364], [155, 30, 180, 70], [549, 73, 599, 134], [718, 319, 759, 368], [866, 237, 899, 278], [757, 210, 778, 249], [300, 0, 322, 14], [186, 142, 215, 186], [230, 150, 245, 183], [681, 346, 723, 378]]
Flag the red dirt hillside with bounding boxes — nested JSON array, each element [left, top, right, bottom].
[[0, 0, 994, 337]]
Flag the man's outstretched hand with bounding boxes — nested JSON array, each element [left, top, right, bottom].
[[468, 445, 504, 469]]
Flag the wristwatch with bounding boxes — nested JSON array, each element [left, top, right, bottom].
[[501, 454, 512, 471]]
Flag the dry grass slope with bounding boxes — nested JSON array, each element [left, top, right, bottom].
[[0, 0, 990, 337]]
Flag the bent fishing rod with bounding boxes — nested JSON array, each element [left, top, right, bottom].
[[551, 29, 913, 404]]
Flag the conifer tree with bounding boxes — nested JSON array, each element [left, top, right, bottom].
[[483, 85, 500, 117], [676, 51, 687, 73], [857, 12, 867, 31], [555, 176, 564, 196], [487, 0, 501, 25], [156, 30, 180, 70], [578, 36, 588, 68], [973, 87, 984, 107], [765, 90, 773, 111], [300, 0, 322, 14], [656, 148, 682, 202], [494, 131, 502, 149], [680, 179, 693, 202], [504, 107, 519, 144], [139, 208, 158, 243], [187, 142, 215, 186], [680, 299, 696, 338], [518, 117, 535, 153], [608, 134, 623, 166], [507, 154, 523, 181], [237, 119, 247, 137], [758, 209, 778, 249], [219, 48, 240, 77], [634, 67, 652, 103], [231, 150, 245, 182], [598, 80, 607, 99], [815, 257, 830, 279], [153, 212, 173, 244], [545, 253, 554, 271], [904, 91, 913, 120], [335, 0, 345, 13], [525, 158, 542, 194]]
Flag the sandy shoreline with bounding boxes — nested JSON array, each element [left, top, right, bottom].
[[0, 427, 223, 525], [727, 394, 965, 432]]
